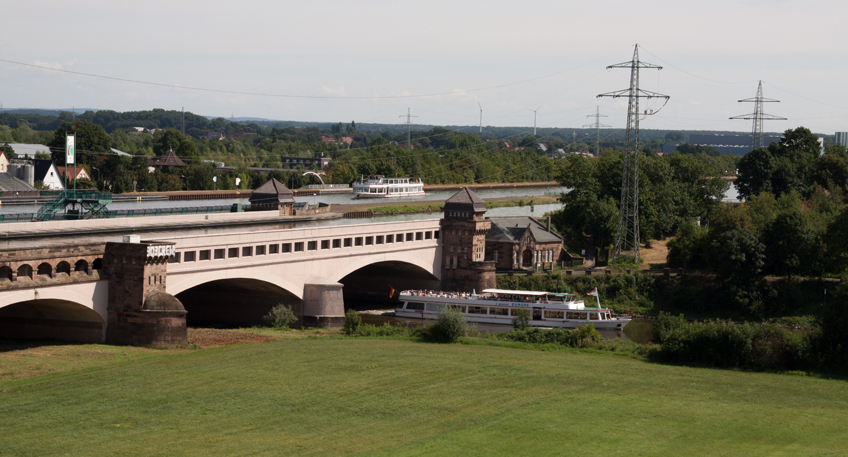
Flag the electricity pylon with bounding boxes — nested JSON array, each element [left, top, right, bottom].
[[597, 44, 669, 262], [730, 81, 785, 151], [399, 108, 417, 149], [583, 106, 610, 156]]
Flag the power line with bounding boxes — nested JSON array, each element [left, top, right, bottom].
[[0, 54, 614, 100]]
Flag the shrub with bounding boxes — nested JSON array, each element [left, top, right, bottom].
[[570, 323, 601, 347], [512, 308, 531, 331], [343, 309, 362, 335], [431, 306, 468, 342], [262, 304, 298, 329], [652, 313, 811, 371]]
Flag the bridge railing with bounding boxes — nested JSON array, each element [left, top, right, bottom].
[[0, 204, 251, 223]]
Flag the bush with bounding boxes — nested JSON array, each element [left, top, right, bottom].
[[343, 309, 362, 335], [262, 304, 298, 329], [512, 308, 531, 330], [431, 306, 468, 342], [493, 324, 601, 349], [652, 313, 811, 371]]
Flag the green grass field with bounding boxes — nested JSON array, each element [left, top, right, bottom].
[[2, 336, 847, 456]]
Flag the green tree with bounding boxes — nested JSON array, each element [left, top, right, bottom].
[[736, 147, 774, 200], [761, 205, 818, 279], [153, 128, 198, 159], [0, 143, 15, 159], [48, 120, 111, 166]]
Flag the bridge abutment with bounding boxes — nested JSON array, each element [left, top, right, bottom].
[[301, 282, 345, 328]]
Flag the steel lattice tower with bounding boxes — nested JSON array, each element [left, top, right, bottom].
[[730, 81, 785, 150], [597, 44, 669, 262], [583, 106, 610, 156]]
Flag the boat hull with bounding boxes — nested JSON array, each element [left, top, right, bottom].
[[396, 294, 630, 330]]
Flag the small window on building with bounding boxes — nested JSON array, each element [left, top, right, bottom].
[[214, 249, 225, 259], [434, 231, 439, 239], [332, 239, 341, 248], [228, 248, 239, 258], [308, 241, 317, 250], [416, 232, 423, 240], [169, 253, 181, 264], [184, 251, 196, 262], [295, 242, 304, 252], [282, 243, 292, 253], [397, 233, 405, 242], [256, 245, 266, 255], [365, 236, 373, 245], [355, 237, 363, 246], [321, 240, 330, 250], [376, 235, 383, 244], [406, 233, 413, 241], [242, 246, 253, 257], [425, 231, 432, 240], [199, 250, 210, 261], [386, 234, 394, 243], [344, 238, 352, 247], [269, 244, 279, 254]]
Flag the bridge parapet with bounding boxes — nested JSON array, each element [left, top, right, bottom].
[[165, 219, 442, 296], [0, 243, 105, 284]]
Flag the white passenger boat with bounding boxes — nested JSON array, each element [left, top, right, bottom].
[[352, 175, 425, 199], [396, 288, 630, 330]]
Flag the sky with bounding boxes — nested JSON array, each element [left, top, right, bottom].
[[1, 0, 847, 138]]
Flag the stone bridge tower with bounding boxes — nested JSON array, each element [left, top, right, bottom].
[[104, 237, 187, 347], [440, 188, 496, 292]]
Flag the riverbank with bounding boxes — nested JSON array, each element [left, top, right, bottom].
[[2, 334, 846, 456]]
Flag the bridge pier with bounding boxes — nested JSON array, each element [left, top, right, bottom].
[[105, 240, 187, 347], [301, 282, 345, 328]]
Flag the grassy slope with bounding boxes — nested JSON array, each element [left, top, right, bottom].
[[1, 338, 847, 456]]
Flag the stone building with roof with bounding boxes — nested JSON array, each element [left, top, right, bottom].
[[148, 150, 187, 170], [248, 178, 295, 215], [485, 216, 563, 270], [439, 188, 496, 292]]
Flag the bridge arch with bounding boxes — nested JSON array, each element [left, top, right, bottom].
[[174, 275, 302, 328], [0, 283, 108, 343], [337, 259, 440, 310]]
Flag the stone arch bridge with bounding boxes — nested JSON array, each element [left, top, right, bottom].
[[0, 219, 442, 346]]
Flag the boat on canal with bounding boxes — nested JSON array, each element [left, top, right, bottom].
[[395, 288, 630, 330], [352, 175, 425, 199]]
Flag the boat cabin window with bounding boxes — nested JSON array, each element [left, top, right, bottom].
[[425, 303, 444, 312], [489, 307, 508, 316], [405, 302, 425, 311], [509, 307, 527, 316], [566, 311, 586, 320], [467, 306, 486, 315], [544, 310, 564, 319], [590, 312, 600, 320]]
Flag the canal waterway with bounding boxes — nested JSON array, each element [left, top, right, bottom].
[[0, 185, 567, 214], [359, 311, 654, 343]]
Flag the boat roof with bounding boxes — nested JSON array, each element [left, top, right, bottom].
[[482, 289, 577, 297]]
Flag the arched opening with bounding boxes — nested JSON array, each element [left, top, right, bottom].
[[339, 261, 440, 310], [0, 266, 12, 281], [56, 261, 71, 276], [0, 299, 104, 343], [74, 259, 89, 272], [92, 258, 103, 270], [521, 250, 532, 268], [176, 278, 300, 328], [17, 264, 33, 281], [37, 262, 52, 278]]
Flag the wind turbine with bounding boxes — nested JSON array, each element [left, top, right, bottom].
[[478, 102, 483, 134], [526, 104, 542, 136]]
